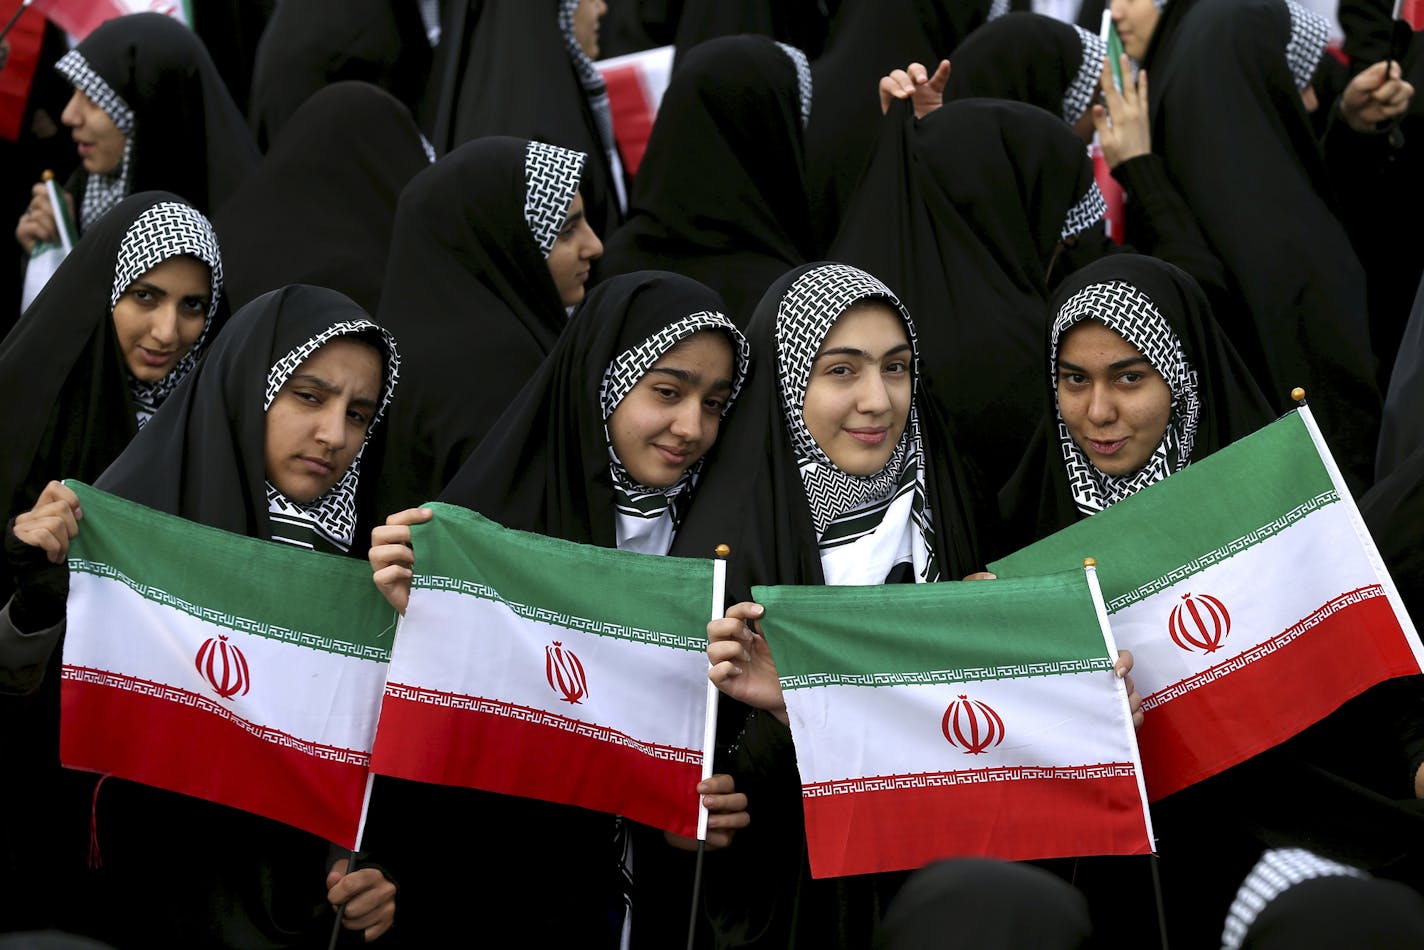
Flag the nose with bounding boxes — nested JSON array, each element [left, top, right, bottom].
[[60, 90, 82, 128], [582, 225, 603, 262], [314, 402, 351, 452], [148, 303, 180, 347], [668, 398, 704, 442], [855, 371, 893, 416], [1085, 383, 1118, 427]]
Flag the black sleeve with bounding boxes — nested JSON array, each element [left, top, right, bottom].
[[1112, 153, 1229, 297]]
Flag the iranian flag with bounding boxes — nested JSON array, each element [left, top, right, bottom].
[[61, 481, 392, 849], [20, 171, 79, 313], [753, 568, 1153, 879], [991, 407, 1424, 801], [370, 504, 714, 838]]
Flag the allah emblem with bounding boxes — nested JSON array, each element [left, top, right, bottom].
[[545, 641, 588, 705], [1168, 592, 1232, 654], [195, 634, 251, 700], [941, 695, 1005, 755]]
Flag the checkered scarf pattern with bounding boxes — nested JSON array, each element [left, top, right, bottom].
[[987, 0, 1010, 19], [56, 49, 136, 231], [1284, 0, 1331, 92], [111, 202, 223, 428], [263, 320, 401, 552], [524, 140, 587, 259], [775, 42, 813, 129], [1062, 179, 1108, 241], [600, 311, 749, 528], [1065, 25, 1107, 124], [1051, 279, 1200, 516], [775, 264, 939, 580], [558, 0, 618, 170]]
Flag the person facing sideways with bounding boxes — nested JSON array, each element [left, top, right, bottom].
[[1001, 252, 1424, 949], [14, 12, 257, 254], [374, 136, 602, 518], [1, 285, 402, 946], [367, 271, 750, 947]]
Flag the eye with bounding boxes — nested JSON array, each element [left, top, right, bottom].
[[652, 384, 680, 400], [1119, 371, 1144, 385], [826, 364, 853, 377], [884, 359, 910, 374], [130, 288, 154, 304], [1058, 371, 1088, 386], [291, 388, 321, 405], [702, 396, 726, 412], [348, 408, 371, 426], [181, 296, 208, 315]]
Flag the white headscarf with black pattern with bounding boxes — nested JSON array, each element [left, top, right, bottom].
[[775, 263, 938, 584], [1051, 279, 1200, 516], [599, 311, 749, 555], [523, 140, 588, 259], [263, 320, 401, 552], [1062, 179, 1108, 242], [55, 49, 135, 232], [1064, 25, 1107, 125], [1284, 0, 1331, 92], [558, 0, 627, 212], [775, 42, 813, 129], [109, 201, 223, 428]]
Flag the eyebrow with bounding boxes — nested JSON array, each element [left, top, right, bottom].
[[646, 367, 734, 391], [814, 342, 913, 362], [1057, 356, 1152, 373], [287, 373, 380, 409]]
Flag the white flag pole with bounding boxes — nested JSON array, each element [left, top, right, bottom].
[[688, 544, 728, 950], [43, 171, 74, 254]]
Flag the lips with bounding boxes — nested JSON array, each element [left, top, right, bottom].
[[845, 427, 889, 446], [654, 444, 690, 466], [136, 345, 176, 367], [299, 456, 334, 476], [1086, 437, 1128, 456]]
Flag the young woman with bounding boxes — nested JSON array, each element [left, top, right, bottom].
[[374, 136, 603, 516], [369, 270, 749, 946], [1002, 253, 1424, 948], [14, 12, 257, 252], [670, 261, 995, 947], [2, 284, 402, 945]]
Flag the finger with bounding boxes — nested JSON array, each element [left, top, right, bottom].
[[697, 773, 735, 795], [878, 76, 902, 112], [724, 601, 764, 624], [929, 59, 951, 93], [708, 616, 754, 644], [962, 571, 996, 581], [1135, 63, 1148, 102], [1115, 649, 1133, 677], [703, 792, 749, 814], [369, 538, 416, 567], [708, 659, 742, 686], [385, 506, 433, 527], [363, 919, 393, 942], [707, 641, 746, 667]]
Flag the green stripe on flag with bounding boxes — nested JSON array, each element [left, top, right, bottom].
[[753, 570, 1111, 688], [409, 503, 713, 653], [989, 413, 1333, 602], [65, 482, 393, 658]]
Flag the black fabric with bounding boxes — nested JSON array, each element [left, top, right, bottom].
[[0, 192, 229, 590], [831, 98, 1103, 496], [424, 0, 624, 238], [1363, 444, 1424, 619], [375, 272, 736, 947], [601, 0, 683, 57], [246, 0, 433, 151], [804, 0, 990, 246], [942, 11, 1095, 121], [996, 253, 1274, 556], [672, 0, 833, 64], [600, 35, 814, 327], [60, 12, 258, 221], [215, 81, 430, 318], [668, 262, 985, 948], [1239, 873, 1424, 949], [1377, 270, 1424, 480], [373, 136, 572, 517], [1142, 0, 1382, 492], [189, 0, 277, 115], [2, 518, 67, 635]]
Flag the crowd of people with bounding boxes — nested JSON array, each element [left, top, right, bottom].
[[1, 0, 1423, 946]]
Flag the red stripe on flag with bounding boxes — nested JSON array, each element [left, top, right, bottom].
[[802, 768, 1151, 878], [371, 690, 701, 838], [0, 7, 45, 142], [61, 670, 369, 848], [602, 63, 656, 176], [1139, 592, 1418, 801], [32, 0, 128, 39]]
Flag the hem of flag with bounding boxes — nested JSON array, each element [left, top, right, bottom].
[[62, 667, 369, 848], [802, 765, 1152, 878], [373, 686, 701, 837]]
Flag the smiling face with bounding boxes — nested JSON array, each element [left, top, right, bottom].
[[110, 255, 212, 383], [1055, 319, 1173, 476], [264, 338, 384, 504], [61, 87, 126, 175], [801, 302, 913, 477], [545, 192, 604, 308], [607, 331, 736, 488], [573, 0, 608, 59], [1109, 0, 1162, 61]]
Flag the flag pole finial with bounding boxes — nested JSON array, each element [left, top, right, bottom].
[[1291, 387, 1306, 404], [41, 169, 54, 182], [715, 544, 730, 559], [1083, 557, 1097, 568]]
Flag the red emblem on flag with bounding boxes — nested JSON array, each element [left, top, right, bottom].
[[941, 695, 1005, 755], [1168, 593, 1232, 654], [194, 635, 251, 700], [545, 641, 588, 705]]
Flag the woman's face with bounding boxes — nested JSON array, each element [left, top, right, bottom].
[[802, 303, 913, 477], [545, 192, 603, 308], [111, 255, 211, 383], [1056, 319, 1172, 476], [265, 338, 383, 504], [574, 0, 608, 59], [1109, 0, 1161, 62], [608, 331, 736, 488], [61, 87, 126, 175]]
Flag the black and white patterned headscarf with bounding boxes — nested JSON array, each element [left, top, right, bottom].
[[1064, 25, 1107, 124], [1051, 279, 1200, 516], [109, 201, 223, 427], [56, 49, 136, 231], [775, 42, 813, 129], [1284, 0, 1331, 92], [775, 263, 938, 581], [558, 0, 624, 210], [1062, 180, 1108, 242], [523, 140, 588, 259], [263, 320, 400, 552], [599, 311, 749, 554]]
